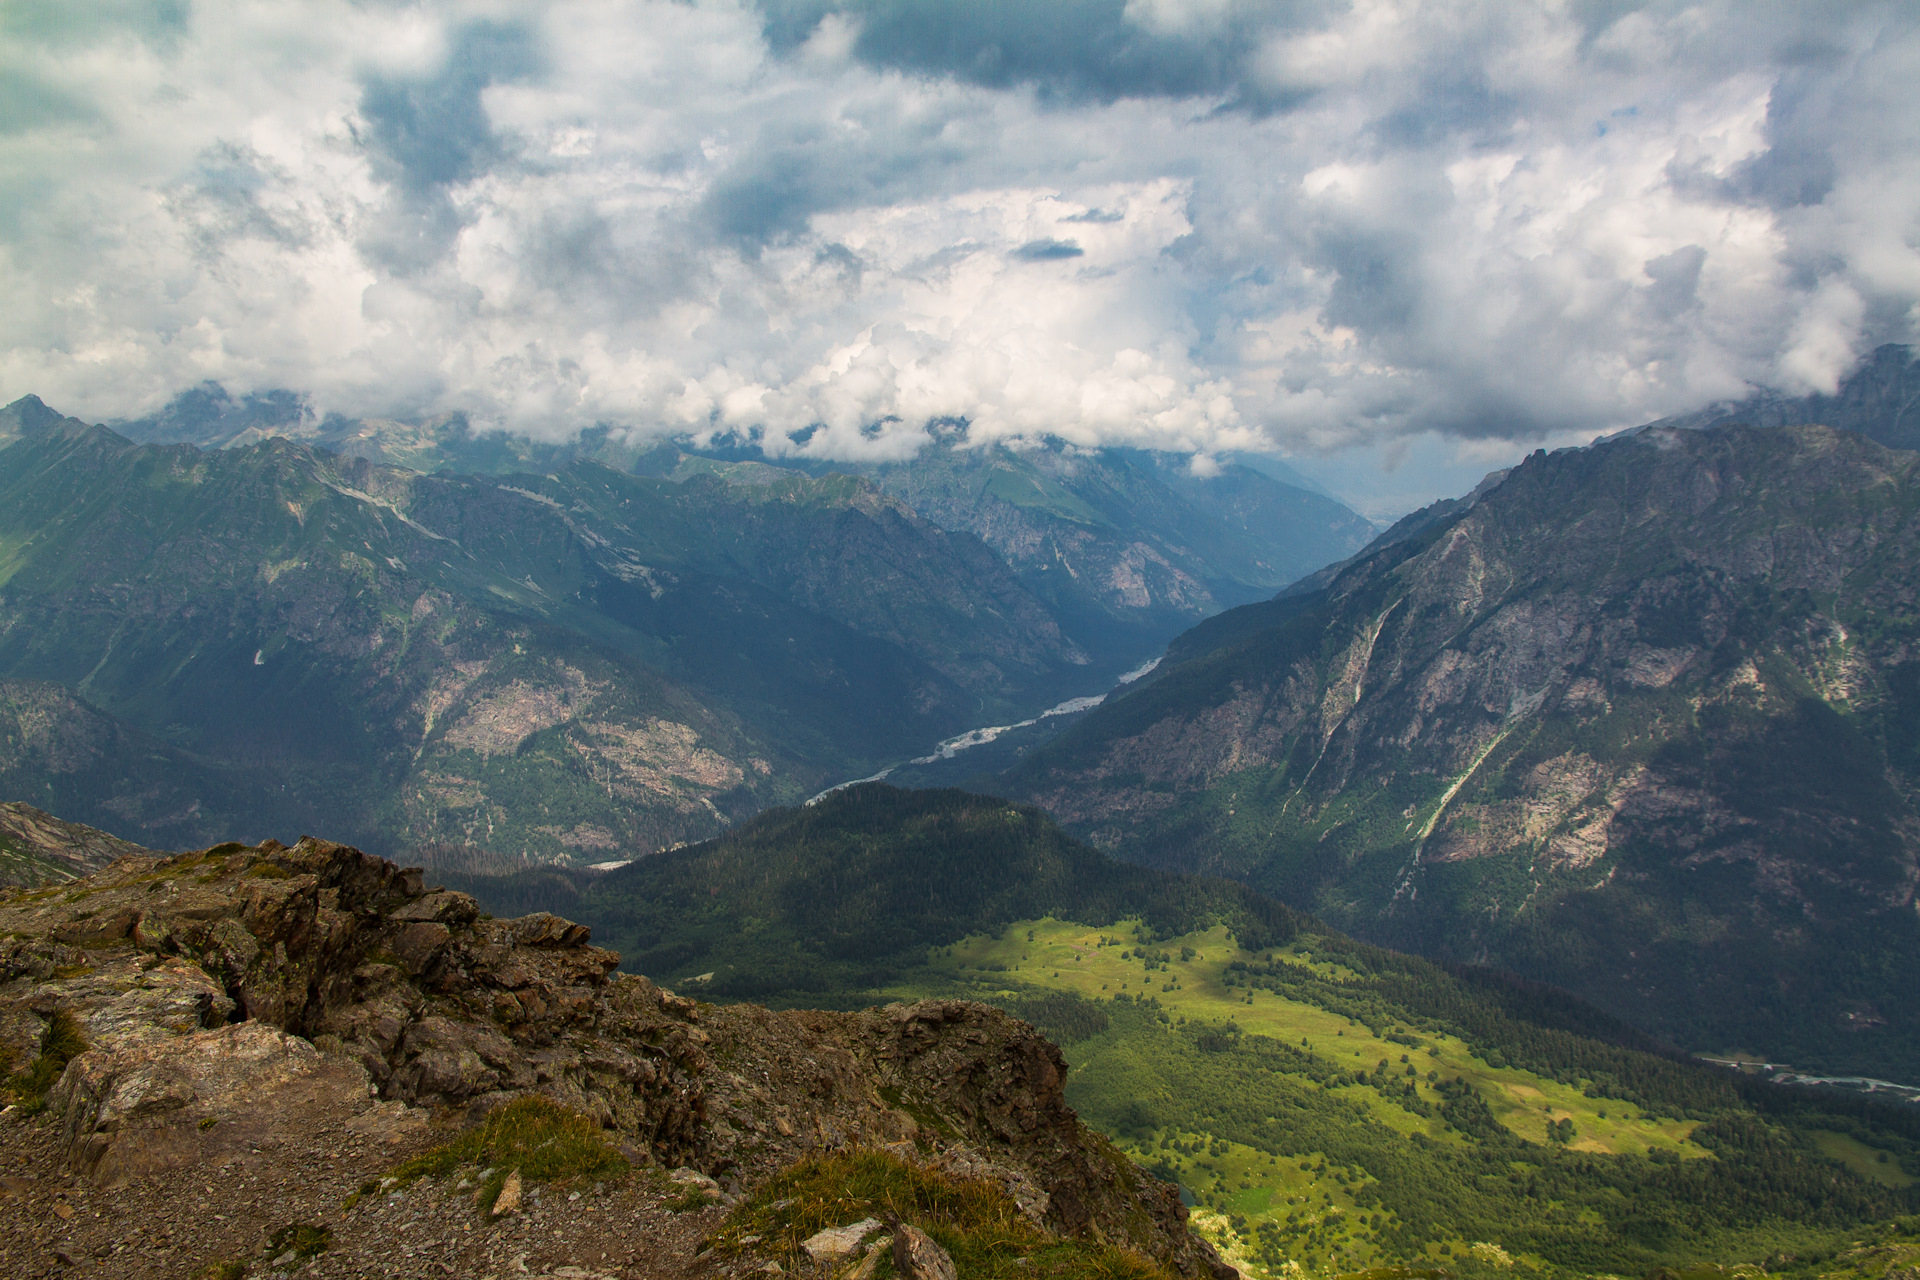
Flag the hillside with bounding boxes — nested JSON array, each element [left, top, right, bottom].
[[1000, 423, 1920, 1081], [0, 399, 1099, 860], [447, 785, 1920, 1280], [0, 800, 152, 887]]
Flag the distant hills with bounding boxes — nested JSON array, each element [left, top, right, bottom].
[[104, 384, 1378, 663], [1000, 420, 1920, 1082], [0, 390, 1370, 861]]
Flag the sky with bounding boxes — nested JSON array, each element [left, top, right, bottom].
[[2, 0, 1917, 514]]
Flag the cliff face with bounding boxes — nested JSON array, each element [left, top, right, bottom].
[[1007, 424, 1920, 1078], [0, 837, 1228, 1278]]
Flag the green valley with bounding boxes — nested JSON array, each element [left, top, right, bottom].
[[449, 785, 1920, 1280]]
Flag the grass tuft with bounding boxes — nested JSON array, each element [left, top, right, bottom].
[[386, 1095, 629, 1214], [265, 1222, 332, 1261], [5, 1008, 86, 1115], [709, 1149, 1174, 1280]]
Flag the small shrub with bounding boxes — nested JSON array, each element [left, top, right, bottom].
[[6, 1008, 87, 1113], [265, 1222, 332, 1261]]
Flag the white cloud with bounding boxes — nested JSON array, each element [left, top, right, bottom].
[[0, 0, 1915, 467]]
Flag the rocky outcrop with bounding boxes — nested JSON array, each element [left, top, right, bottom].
[[0, 837, 1231, 1278]]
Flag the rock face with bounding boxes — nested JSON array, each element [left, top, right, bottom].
[[1008, 423, 1920, 1079], [0, 837, 1230, 1278]]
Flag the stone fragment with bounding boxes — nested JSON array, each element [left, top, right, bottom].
[[509, 913, 592, 948], [390, 922, 451, 974], [492, 1169, 523, 1216], [801, 1218, 881, 1262], [844, 1239, 891, 1280], [890, 1224, 957, 1280], [389, 891, 481, 925]]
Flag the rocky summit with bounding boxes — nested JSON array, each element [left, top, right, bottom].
[[0, 836, 1230, 1280]]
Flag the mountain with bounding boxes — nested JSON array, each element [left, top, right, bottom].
[[999, 422, 1920, 1082], [0, 399, 1100, 861], [444, 784, 1920, 1279], [109, 385, 1379, 659], [0, 830, 1229, 1280], [852, 435, 1378, 662], [1642, 342, 1920, 451]]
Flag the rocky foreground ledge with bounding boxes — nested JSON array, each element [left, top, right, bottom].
[[0, 836, 1232, 1280]]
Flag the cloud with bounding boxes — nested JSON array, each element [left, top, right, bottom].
[[0, 0, 1915, 470]]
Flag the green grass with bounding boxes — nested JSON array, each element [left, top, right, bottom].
[[707, 1149, 1174, 1280], [1812, 1132, 1917, 1189], [383, 1096, 629, 1214], [871, 918, 1915, 1279], [934, 919, 1698, 1160]]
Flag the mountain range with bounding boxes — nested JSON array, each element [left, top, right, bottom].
[[108, 384, 1378, 661], [0, 390, 1369, 864]]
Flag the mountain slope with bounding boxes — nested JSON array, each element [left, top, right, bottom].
[[0, 798, 153, 886], [1001, 423, 1920, 1081], [0, 400, 1093, 860], [0, 828, 1228, 1280], [445, 784, 1920, 1279]]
